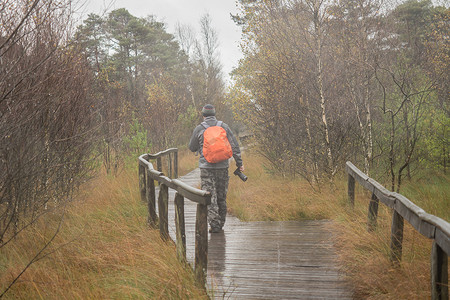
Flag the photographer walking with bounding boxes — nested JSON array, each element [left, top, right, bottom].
[[189, 104, 244, 233]]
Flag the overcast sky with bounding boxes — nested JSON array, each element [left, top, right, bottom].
[[78, 0, 243, 82]]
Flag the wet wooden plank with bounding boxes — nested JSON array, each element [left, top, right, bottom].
[[158, 168, 353, 299]]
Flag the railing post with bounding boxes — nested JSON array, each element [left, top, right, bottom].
[[139, 163, 146, 203], [367, 192, 379, 232], [431, 241, 449, 300], [168, 153, 173, 178], [158, 183, 169, 240], [174, 192, 186, 262], [195, 202, 208, 287], [390, 210, 404, 264], [174, 150, 178, 178], [348, 174, 355, 207], [146, 169, 157, 228], [157, 157, 162, 172]]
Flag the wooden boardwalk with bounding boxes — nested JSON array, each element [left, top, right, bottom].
[[165, 168, 353, 299]]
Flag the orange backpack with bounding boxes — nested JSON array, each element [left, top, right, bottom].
[[201, 121, 233, 163]]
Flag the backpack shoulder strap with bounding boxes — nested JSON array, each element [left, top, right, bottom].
[[201, 121, 209, 129], [216, 121, 223, 127]]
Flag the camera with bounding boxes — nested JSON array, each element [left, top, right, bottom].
[[233, 167, 248, 182]]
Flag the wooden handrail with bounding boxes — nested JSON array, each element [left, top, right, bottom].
[[138, 149, 211, 287], [346, 161, 449, 300]]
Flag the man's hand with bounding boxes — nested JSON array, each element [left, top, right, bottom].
[[239, 165, 244, 172]]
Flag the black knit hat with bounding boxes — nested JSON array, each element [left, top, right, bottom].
[[202, 104, 215, 117]]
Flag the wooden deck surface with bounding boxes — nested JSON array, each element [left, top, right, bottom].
[[164, 168, 353, 299]]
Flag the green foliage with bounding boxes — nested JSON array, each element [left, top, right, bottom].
[[393, 0, 438, 56], [419, 108, 449, 173], [177, 105, 198, 130], [123, 114, 150, 154]]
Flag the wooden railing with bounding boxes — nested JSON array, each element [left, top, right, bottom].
[[138, 148, 211, 286], [346, 161, 449, 300]]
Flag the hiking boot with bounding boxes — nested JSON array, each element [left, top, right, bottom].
[[209, 227, 222, 233]]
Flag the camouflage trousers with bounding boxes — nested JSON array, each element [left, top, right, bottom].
[[200, 168, 229, 230]]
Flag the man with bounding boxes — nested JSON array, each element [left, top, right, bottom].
[[189, 104, 244, 233]]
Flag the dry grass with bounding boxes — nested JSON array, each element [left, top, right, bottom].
[[226, 151, 448, 299], [227, 151, 341, 221], [331, 189, 433, 299], [177, 147, 199, 176], [0, 167, 207, 299]]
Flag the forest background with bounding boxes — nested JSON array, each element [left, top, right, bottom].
[[0, 0, 448, 297]]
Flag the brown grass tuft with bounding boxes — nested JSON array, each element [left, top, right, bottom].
[[0, 167, 207, 299]]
